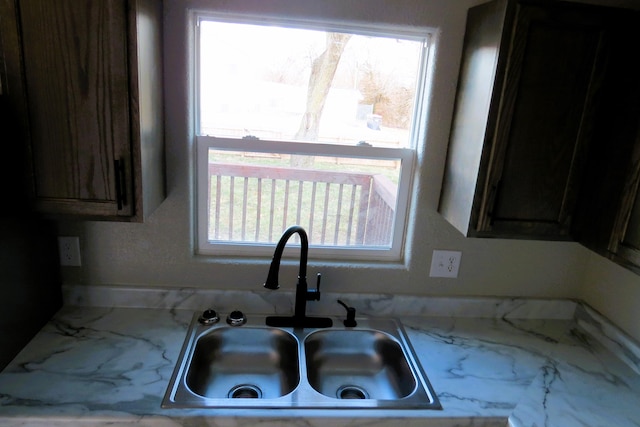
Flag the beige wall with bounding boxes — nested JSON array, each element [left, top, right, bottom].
[[56, 1, 606, 302], [582, 253, 640, 341]]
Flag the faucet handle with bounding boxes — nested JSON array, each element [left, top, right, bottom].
[[306, 272, 322, 301]]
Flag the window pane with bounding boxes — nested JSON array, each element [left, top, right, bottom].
[[195, 16, 428, 259], [206, 147, 403, 248], [199, 20, 425, 148]]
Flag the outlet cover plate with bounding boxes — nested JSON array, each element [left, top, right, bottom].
[[429, 250, 461, 278], [58, 236, 82, 267]]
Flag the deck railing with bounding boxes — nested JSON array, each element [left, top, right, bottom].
[[208, 163, 397, 246]]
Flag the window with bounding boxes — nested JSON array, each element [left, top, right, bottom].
[[194, 13, 431, 260]]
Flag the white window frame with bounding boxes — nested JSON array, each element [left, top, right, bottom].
[[196, 136, 415, 260], [191, 11, 431, 262]]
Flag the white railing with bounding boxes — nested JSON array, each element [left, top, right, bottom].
[[208, 163, 396, 246]]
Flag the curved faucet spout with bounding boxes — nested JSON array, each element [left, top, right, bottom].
[[263, 225, 308, 290], [263, 225, 332, 328]]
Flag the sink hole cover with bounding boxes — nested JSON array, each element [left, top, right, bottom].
[[337, 385, 369, 399], [228, 384, 262, 399]]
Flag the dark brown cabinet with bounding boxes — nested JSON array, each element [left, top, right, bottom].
[[582, 121, 640, 273], [570, 6, 640, 272], [610, 155, 640, 272], [439, 0, 640, 240], [0, 0, 165, 221]]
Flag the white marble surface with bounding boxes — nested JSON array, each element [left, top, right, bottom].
[[0, 286, 639, 427]]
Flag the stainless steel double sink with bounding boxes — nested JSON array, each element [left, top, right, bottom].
[[162, 313, 441, 409]]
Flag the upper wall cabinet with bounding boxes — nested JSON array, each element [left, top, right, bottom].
[[439, 0, 639, 240], [0, 0, 165, 221], [607, 127, 640, 273], [577, 117, 640, 273]]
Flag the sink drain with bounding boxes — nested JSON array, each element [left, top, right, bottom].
[[228, 384, 262, 399], [337, 385, 369, 400]]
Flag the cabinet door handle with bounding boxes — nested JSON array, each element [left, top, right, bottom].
[[114, 158, 127, 210]]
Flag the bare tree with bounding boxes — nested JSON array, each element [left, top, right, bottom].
[[360, 65, 414, 129], [295, 32, 352, 141]]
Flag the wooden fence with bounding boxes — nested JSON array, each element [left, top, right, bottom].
[[208, 163, 397, 246]]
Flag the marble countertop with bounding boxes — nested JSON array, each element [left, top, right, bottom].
[[0, 286, 639, 427]]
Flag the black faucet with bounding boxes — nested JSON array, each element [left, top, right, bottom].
[[263, 225, 333, 328]]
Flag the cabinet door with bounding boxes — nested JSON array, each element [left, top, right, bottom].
[[616, 185, 640, 271], [601, 123, 640, 273], [439, 0, 617, 240], [18, 0, 133, 217], [0, 0, 32, 211], [478, 2, 608, 238], [567, 5, 640, 273]]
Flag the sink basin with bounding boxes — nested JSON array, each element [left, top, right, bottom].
[[162, 313, 441, 410], [304, 329, 416, 400], [186, 328, 299, 399]]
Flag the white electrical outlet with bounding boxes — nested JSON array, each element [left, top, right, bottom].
[[58, 236, 82, 267], [429, 250, 461, 278]]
